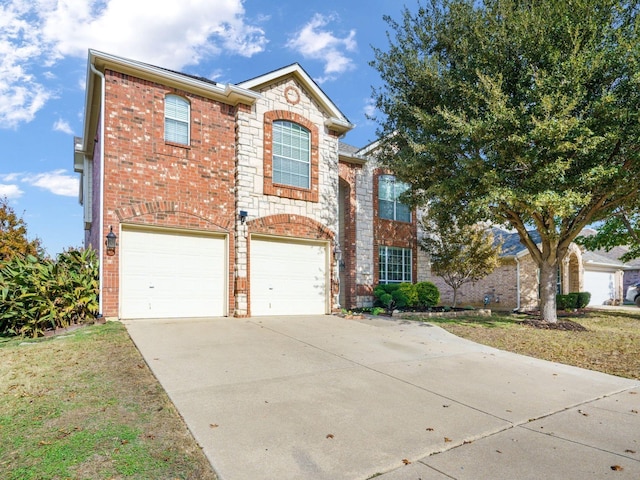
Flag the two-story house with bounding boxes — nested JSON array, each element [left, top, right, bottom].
[[74, 50, 421, 319]]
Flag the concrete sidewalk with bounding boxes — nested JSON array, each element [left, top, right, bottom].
[[124, 315, 640, 480]]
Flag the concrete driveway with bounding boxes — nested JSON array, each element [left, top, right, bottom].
[[124, 315, 640, 480]]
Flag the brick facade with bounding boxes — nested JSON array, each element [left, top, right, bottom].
[[77, 51, 600, 318], [78, 52, 349, 319]]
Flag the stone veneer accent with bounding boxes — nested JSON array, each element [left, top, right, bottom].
[[233, 78, 341, 316]]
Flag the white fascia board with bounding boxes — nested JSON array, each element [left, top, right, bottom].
[[89, 50, 260, 105]]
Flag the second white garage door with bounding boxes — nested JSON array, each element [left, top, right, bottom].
[[250, 236, 329, 316], [120, 227, 227, 319], [583, 270, 616, 306]]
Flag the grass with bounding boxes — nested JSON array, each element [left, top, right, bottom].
[[0, 321, 216, 480], [414, 308, 640, 380]]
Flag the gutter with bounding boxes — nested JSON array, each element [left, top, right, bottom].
[[89, 62, 106, 316]]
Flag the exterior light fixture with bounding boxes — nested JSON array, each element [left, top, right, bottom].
[[105, 226, 118, 256], [334, 243, 342, 263], [239, 210, 248, 224]]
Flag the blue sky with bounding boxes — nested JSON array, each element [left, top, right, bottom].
[[0, 0, 410, 257]]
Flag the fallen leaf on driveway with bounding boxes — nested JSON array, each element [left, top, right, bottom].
[[625, 449, 636, 454], [611, 465, 623, 471], [444, 437, 452, 443], [326, 434, 334, 439], [631, 410, 638, 414], [426, 427, 434, 431], [578, 409, 589, 416], [402, 459, 411, 465], [210, 424, 219, 429]]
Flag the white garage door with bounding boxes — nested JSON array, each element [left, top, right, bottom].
[[121, 228, 226, 318], [583, 270, 615, 306], [251, 236, 328, 316]]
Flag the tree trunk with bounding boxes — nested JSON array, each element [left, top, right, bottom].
[[538, 260, 558, 323], [452, 287, 458, 308]]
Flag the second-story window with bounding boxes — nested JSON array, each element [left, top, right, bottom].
[[272, 120, 310, 189], [164, 94, 190, 145], [378, 174, 411, 222]]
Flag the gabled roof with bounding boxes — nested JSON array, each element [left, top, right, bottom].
[[238, 63, 353, 135]]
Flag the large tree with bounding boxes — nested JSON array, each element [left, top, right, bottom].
[[371, 0, 640, 322], [0, 197, 42, 262]]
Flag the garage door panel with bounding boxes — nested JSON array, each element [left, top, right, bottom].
[[251, 238, 328, 316], [583, 270, 615, 306], [121, 229, 226, 319]]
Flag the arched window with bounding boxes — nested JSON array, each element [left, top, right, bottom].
[[164, 94, 190, 145], [272, 120, 310, 188]]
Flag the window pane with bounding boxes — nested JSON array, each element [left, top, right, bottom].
[[165, 95, 189, 144], [396, 203, 411, 223], [272, 120, 310, 188], [379, 246, 412, 284]]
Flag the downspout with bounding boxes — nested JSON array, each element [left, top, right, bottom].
[[515, 256, 521, 311], [90, 62, 106, 316]]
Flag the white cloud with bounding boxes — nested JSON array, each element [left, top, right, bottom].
[[287, 14, 357, 83], [23, 170, 78, 197], [364, 98, 376, 119], [40, 0, 267, 69], [0, 0, 268, 128], [53, 118, 74, 135], [0, 183, 24, 199]]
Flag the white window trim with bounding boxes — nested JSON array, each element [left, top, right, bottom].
[[272, 120, 311, 189], [379, 175, 411, 222], [164, 94, 190, 145], [379, 246, 412, 284]]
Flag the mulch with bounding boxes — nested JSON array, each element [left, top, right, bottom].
[[521, 318, 588, 331]]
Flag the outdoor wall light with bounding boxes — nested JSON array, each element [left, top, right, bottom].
[[105, 226, 118, 256], [239, 210, 248, 224], [334, 243, 342, 263]]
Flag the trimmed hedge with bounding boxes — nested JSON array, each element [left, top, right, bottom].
[[556, 292, 591, 311], [374, 282, 440, 313]]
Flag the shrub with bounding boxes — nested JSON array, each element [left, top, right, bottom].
[[556, 294, 572, 311], [415, 281, 440, 307], [0, 247, 99, 337], [397, 283, 418, 307], [566, 293, 579, 309], [576, 292, 591, 309]]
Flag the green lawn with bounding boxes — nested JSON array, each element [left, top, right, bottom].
[[0, 322, 216, 480]]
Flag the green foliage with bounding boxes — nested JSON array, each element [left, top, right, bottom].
[[371, 0, 640, 322], [556, 295, 572, 311], [0, 248, 99, 337], [374, 282, 441, 313], [415, 281, 440, 307], [0, 197, 42, 262], [421, 213, 501, 307], [577, 210, 640, 262], [556, 292, 591, 310], [576, 292, 591, 309]]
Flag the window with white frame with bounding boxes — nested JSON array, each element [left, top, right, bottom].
[[272, 120, 311, 189], [164, 94, 190, 145], [379, 246, 412, 283], [378, 175, 411, 222]]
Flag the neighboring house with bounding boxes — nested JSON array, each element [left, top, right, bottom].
[[423, 227, 628, 309], [74, 50, 353, 319]]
